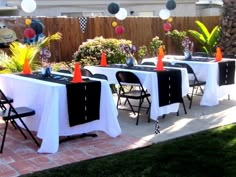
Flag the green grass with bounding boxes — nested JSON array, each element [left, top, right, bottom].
[[21, 124, 236, 177]]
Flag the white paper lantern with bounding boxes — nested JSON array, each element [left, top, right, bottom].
[[115, 8, 128, 20], [21, 0, 37, 13], [159, 9, 171, 20]]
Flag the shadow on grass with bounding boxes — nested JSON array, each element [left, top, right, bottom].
[[20, 123, 236, 177]]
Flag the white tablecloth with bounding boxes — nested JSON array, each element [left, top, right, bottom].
[[85, 65, 189, 120], [142, 55, 236, 106], [0, 72, 121, 153]]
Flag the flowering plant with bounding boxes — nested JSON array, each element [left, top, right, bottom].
[[182, 36, 194, 53], [149, 36, 164, 56], [119, 44, 137, 57], [73, 36, 132, 66], [182, 36, 194, 59], [138, 45, 148, 59], [166, 30, 187, 53]]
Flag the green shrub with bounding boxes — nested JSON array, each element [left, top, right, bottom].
[[149, 36, 164, 56], [73, 36, 133, 66], [166, 30, 187, 53]]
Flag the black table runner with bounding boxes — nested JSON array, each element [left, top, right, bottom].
[[101, 64, 181, 72], [17, 72, 101, 127]]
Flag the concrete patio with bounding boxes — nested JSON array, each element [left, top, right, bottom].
[[0, 93, 236, 177]]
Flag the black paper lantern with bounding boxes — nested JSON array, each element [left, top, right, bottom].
[[108, 2, 120, 14], [166, 0, 176, 10], [30, 21, 43, 34]]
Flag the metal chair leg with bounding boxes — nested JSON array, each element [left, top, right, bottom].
[[0, 120, 9, 153], [18, 118, 40, 147]]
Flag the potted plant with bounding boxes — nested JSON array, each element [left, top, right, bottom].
[[149, 36, 165, 57], [188, 20, 220, 56], [166, 30, 187, 54], [138, 45, 148, 61], [0, 32, 62, 73], [73, 36, 133, 66]]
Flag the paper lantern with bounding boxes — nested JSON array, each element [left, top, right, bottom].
[[24, 28, 36, 39], [107, 2, 120, 14], [112, 21, 118, 27], [163, 22, 172, 32], [167, 17, 173, 22], [115, 26, 125, 35], [21, 0, 37, 13], [30, 21, 43, 34], [25, 19, 32, 26], [115, 8, 128, 20], [166, 0, 176, 11], [159, 9, 170, 20]]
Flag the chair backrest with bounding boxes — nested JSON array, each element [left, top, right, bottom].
[[173, 62, 194, 74], [163, 61, 172, 66], [116, 71, 141, 85], [141, 61, 155, 66], [116, 71, 146, 95], [81, 68, 93, 77], [57, 69, 72, 74], [91, 73, 108, 80], [193, 52, 208, 57], [172, 62, 201, 85], [218, 60, 235, 86], [157, 70, 182, 106], [0, 89, 18, 116], [223, 54, 236, 59], [0, 90, 7, 110]]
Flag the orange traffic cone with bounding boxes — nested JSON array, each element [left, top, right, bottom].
[[71, 62, 83, 83], [22, 58, 31, 74], [215, 47, 222, 62], [100, 52, 107, 66], [155, 46, 164, 71]]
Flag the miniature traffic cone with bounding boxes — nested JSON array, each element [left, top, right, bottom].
[[215, 47, 222, 62], [155, 46, 164, 71], [71, 62, 83, 83], [100, 52, 107, 66], [22, 58, 31, 74]]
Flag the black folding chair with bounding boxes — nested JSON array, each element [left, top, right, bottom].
[[57, 69, 72, 74], [116, 71, 151, 125], [173, 63, 206, 109], [0, 89, 40, 153], [218, 60, 235, 100], [192, 52, 208, 57], [81, 68, 93, 77], [0, 93, 13, 109], [141, 61, 155, 66], [91, 73, 108, 80]]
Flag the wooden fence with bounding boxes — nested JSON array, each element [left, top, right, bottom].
[[2, 16, 220, 62]]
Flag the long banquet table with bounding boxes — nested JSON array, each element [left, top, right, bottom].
[[85, 64, 189, 121], [142, 55, 236, 106], [0, 72, 121, 153]]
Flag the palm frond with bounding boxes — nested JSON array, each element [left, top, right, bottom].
[[195, 20, 210, 41], [37, 32, 62, 48], [207, 26, 220, 48], [188, 30, 206, 45]]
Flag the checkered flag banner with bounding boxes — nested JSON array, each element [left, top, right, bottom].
[[154, 120, 160, 134], [79, 17, 88, 33]]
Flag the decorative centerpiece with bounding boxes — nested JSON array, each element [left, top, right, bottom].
[[120, 43, 137, 67], [40, 48, 52, 77], [182, 36, 194, 59]]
